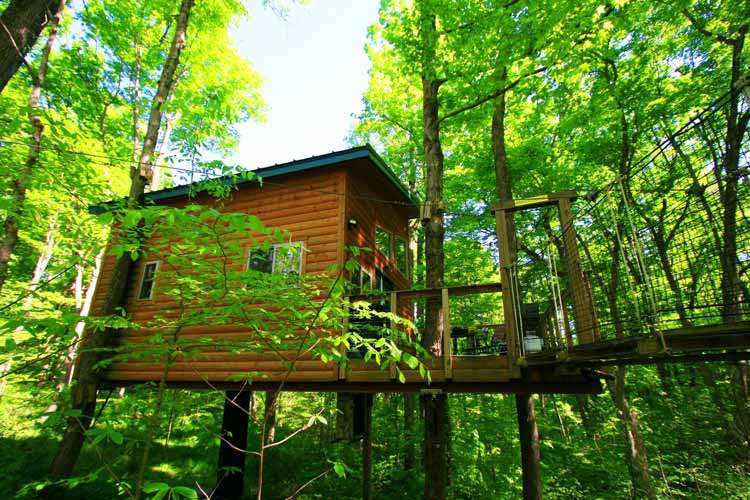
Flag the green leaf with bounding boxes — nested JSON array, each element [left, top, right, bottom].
[[172, 486, 198, 499], [143, 482, 169, 494], [402, 352, 419, 369], [98, 211, 114, 225], [109, 429, 124, 445], [333, 462, 346, 478]]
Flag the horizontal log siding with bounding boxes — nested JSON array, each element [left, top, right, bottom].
[[96, 168, 348, 385], [343, 161, 416, 381]]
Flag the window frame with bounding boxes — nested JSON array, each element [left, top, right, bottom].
[[137, 260, 159, 301], [375, 226, 392, 260], [246, 241, 304, 284]]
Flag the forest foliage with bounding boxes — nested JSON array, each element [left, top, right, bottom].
[[0, 0, 749, 498]]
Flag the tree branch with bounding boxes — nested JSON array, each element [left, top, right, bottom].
[[682, 9, 734, 45], [439, 66, 546, 123]]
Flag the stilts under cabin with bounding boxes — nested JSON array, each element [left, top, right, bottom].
[[90, 145, 750, 397]]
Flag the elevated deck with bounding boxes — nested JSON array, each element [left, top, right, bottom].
[[100, 353, 601, 394]]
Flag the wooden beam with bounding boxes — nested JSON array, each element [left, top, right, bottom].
[[100, 379, 603, 394], [442, 288, 452, 379], [492, 190, 577, 213], [495, 207, 520, 377]]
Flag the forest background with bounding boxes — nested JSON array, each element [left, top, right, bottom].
[[0, 0, 749, 499]]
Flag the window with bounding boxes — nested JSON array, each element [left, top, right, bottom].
[[394, 237, 408, 274], [138, 261, 159, 300], [247, 242, 303, 284], [375, 267, 394, 293], [375, 227, 392, 259], [349, 262, 372, 294], [375, 226, 408, 277]]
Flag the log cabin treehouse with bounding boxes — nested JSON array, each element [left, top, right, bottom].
[[93, 146, 601, 394]]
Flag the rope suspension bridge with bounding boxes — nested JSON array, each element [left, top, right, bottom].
[[496, 85, 750, 370]]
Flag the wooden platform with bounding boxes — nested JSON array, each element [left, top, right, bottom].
[[101, 353, 602, 394], [526, 322, 750, 367]]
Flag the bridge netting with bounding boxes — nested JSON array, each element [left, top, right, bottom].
[[509, 85, 750, 355]]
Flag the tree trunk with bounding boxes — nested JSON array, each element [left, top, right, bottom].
[[492, 79, 545, 500], [264, 390, 278, 445], [607, 367, 657, 500], [418, 3, 449, 499], [47, 0, 196, 482], [422, 392, 449, 500], [215, 390, 251, 500], [362, 393, 373, 500], [22, 215, 57, 308], [516, 394, 542, 500], [718, 36, 746, 324], [0, 0, 64, 296], [404, 393, 416, 470], [0, 0, 61, 93]]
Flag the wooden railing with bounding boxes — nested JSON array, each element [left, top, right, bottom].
[[347, 283, 504, 378]]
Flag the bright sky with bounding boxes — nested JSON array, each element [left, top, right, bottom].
[[229, 0, 380, 169]]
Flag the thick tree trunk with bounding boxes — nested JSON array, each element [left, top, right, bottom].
[[492, 82, 544, 500], [0, 0, 64, 296], [0, 0, 61, 93], [362, 393, 373, 500], [47, 0, 195, 482], [718, 36, 746, 324], [516, 394, 542, 500], [422, 393, 449, 499], [418, 3, 449, 499], [607, 367, 657, 500], [215, 391, 251, 500]]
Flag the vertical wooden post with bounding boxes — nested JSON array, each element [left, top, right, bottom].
[[495, 207, 520, 376], [516, 393, 542, 500], [442, 288, 452, 379], [362, 393, 373, 500], [215, 390, 250, 500], [558, 198, 597, 344]]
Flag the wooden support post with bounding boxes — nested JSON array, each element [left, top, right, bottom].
[[362, 393, 374, 500], [442, 288, 452, 379], [390, 291, 398, 380], [215, 390, 250, 500], [495, 207, 521, 377], [516, 393, 542, 500], [558, 199, 597, 344]]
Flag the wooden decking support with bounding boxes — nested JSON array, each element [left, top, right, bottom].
[[526, 322, 750, 367]]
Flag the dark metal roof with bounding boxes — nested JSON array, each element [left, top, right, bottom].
[[142, 144, 419, 207]]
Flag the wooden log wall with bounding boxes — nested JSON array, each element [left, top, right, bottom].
[[97, 168, 349, 385], [343, 161, 415, 381]]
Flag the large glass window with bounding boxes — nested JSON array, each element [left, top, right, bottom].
[[138, 261, 159, 300]]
